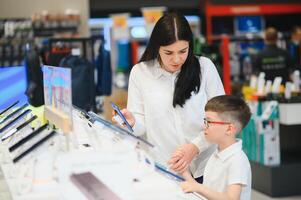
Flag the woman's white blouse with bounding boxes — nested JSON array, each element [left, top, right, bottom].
[[127, 56, 225, 177]]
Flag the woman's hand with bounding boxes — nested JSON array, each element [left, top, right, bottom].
[[112, 108, 135, 127], [168, 143, 199, 173]]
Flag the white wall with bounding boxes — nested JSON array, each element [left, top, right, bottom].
[[0, 0, 90, 36]]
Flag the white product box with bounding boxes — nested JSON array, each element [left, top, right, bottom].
[[255, 118, 281, 166], [262, 132, 280, 166], [279, 103, 301, 125]]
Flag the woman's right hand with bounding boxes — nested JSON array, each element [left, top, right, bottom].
[[112, 108, 135, 128]]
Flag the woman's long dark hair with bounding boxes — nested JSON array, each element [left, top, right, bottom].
[[140, 12, 201, 108]]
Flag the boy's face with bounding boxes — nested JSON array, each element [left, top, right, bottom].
[[203, 111, 232, 144]]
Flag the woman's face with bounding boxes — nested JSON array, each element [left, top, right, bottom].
[[158, 40, 189, 73]]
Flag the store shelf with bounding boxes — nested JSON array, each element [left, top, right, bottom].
[[251, 161, 301, 197], [33, 27, 78, 37], [251, 123, 301, 197], [279, 124, 301, 159], [204, 1, 301, 43], [206, 3, 301, 16]]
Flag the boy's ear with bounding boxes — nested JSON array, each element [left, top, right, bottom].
[[226, 123, 237, 136]]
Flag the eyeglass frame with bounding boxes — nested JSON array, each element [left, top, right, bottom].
[[203, 118, 231, 129]]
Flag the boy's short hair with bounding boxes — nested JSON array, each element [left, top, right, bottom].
[[205, 95, 251, 131]]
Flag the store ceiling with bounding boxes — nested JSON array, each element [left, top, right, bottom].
[[89, 0, 301, 17], [210, 0, 301, 4], [89, 0, 202, 17]]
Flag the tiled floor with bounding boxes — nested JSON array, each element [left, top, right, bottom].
[[252, 190, 301, 200]]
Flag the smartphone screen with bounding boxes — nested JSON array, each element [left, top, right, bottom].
[[110, 102, 134, 133]]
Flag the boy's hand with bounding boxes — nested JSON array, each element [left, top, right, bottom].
[[168, 143, 199, 173], [180, 180, 200, 193], [181, 170, 195, 182], [180, 171, 200, 193]]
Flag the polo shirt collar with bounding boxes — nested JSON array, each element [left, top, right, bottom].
[[214, 139, 242, 162]]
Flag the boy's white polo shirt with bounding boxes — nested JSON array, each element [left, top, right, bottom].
[[203, 140, 251, 200]]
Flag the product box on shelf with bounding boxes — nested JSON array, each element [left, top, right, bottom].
[[239, 100, 280, 166]]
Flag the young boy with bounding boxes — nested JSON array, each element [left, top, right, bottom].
[[180, 95, 252, 200]]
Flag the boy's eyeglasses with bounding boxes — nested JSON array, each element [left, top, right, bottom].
[[203, 118, 231, 129]]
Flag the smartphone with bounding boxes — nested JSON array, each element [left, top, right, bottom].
[[70, 172, 121, 200], [110, 102, 134, 133]]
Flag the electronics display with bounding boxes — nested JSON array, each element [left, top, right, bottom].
[[235, 16, 264, 34], [0, 103, 28, 125], [0, 67, 27, 110], [9, 124, 48, 152], [2, 115, 37, 141], [88, 111, 154, 148], [0, 109, 31, 133], [70, 172, 122, 200], [154, 162, 184, 182], [110, 102, 134, 133], [0, 100, 19, 116], [12, 130, 57, 163]]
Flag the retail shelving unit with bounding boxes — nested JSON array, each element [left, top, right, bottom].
[[204, 1, 301, 43], [203, 0, 301, 196]]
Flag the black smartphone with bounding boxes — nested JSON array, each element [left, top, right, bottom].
[[110, 102, 134, 133]]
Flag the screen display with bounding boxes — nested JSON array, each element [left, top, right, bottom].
[[235, 16, 264, 34]]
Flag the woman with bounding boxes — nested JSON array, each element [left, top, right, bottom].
[[116, 12, 224, 182]]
